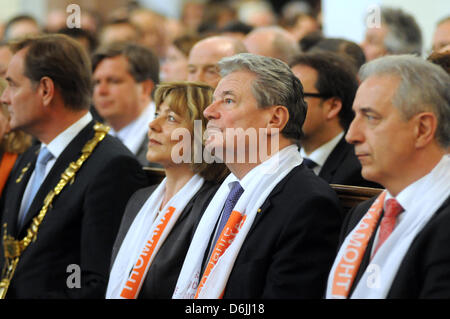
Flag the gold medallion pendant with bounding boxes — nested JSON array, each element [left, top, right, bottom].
[[0, 226, 22, 298]]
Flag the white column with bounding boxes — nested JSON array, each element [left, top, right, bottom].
[[322, 0, 450, 53], [0, 0, 47, 25]]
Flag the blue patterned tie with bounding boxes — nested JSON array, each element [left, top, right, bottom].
[[212, 181, 244, 247], [18, 147, 54, 228]]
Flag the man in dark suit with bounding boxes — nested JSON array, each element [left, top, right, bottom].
[[0, 34, 148, 298], [290, 51, 379, 188], [173, 53, 342, 299], [326, 55, 450, 298], [92, 42, 160, 166]]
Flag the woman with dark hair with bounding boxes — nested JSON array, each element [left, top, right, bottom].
[[106, 81, 228, 299]]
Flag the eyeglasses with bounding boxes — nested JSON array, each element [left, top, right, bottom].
[[303, 92, 332, 99]]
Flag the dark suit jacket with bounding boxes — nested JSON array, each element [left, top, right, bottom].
[[340, 194, 450, 298], [135, 134, 149, 166], [222, 164, 343, 299], [319, 137, 381, 188], [0, 121, 149, 299], [110, 180, 220, 298]]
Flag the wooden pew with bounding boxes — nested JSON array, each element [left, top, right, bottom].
[[142, 167, 384, 213], [330, 184, 383, 213]]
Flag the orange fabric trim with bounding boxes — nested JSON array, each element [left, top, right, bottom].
[[331, 192, 386, 298], [195, 210, 246, 299], [0, 152, 18, 195], [120, 206, 176, 299]]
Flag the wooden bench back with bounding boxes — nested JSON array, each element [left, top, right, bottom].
[[142, 167, 384, 213]]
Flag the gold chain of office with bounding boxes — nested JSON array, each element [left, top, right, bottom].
[[0, 122, 110, 299]]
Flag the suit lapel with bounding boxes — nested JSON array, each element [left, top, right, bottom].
[[2, 146, 39, 236], [319, 137, 350, 182], [18, 121, 96, 234], [246, 165, 300, 235], [135, 134, 149, 165], [111, 186, 157, 265]]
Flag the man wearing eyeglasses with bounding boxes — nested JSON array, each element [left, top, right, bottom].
[[290, 51, 380, 188]]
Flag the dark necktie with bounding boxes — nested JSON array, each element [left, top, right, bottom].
[[211, 181, 244, 248], [303, 157, 318, 169]]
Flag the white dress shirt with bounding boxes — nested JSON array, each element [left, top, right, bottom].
[[109, 102, 155, 155], [19, 112, 93, 221], [300, 131, 344, 175]]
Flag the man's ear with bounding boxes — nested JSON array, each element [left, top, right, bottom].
[[39, 76, 55, 107], [267, 105, 289, 134], [414, 112, 437, 149], [324, 97, 342, 121], [140, 79, 154, 98]]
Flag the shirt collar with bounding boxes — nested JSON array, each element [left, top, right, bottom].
[[300, 131, 344, 168], [385, 154, 450, 213], [43, 112, 92, 159], [109, 101, 155, 154]]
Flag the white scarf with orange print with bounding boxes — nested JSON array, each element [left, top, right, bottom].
[[172, 145, 302, 299], [106, 174, 205, 299], [327, 155, 450, 299]]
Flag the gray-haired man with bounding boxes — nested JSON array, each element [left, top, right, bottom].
[[173, 53, 342, 299], [361, 7, 422, 61], [327, 55, 450, 299]]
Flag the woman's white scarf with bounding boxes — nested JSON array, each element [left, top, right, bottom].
[[326, 155, 450, 299], [172, 145, 302, 299], [106, 174, 205, 299]]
